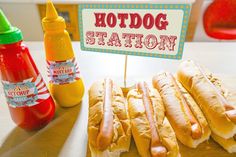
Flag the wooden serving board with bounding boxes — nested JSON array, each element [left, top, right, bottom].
[[87, 138, 236, 157], [87, 75, 236, 157]]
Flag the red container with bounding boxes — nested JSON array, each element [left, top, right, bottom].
[[203, 0, 236, 39], [0, 10, 55, 131], [0, 41, 55, 130]]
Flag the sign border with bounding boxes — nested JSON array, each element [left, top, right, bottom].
[[78, 4, 191, 60]]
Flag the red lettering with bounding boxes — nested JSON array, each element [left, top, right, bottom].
[[135, 34, 143, 48], [86, 31, 95, 45], [84, 31, 179, 53], [107, 13, 117, 28], [158, 35, 177, 51], [8, 89, 30, 96], [94, 13, 106, 27], [18, 90, 29, 96], [96, 32, 107, 45], [122, 33, 135, 47], [53, 66, 73, 75], [143, 13, 154, 29], [118, 13, 128, 28], [155, 13, 168, 30], [94, 12, 169, 30], [107, 32, 121, 47], [144, 34, 158, 50], [129, 13, 142, 29], [8, 91, 14, 96]]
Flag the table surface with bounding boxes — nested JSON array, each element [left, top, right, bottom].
[[0, 42, 236, 157]]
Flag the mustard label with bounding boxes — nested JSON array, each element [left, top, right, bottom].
[[47, 57, 80, 85]]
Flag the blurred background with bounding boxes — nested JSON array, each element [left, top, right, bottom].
[[0, 0, 235, 42]]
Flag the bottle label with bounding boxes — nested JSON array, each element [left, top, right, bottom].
[[47, 57, 80, 85], [2, 75, 50, 108]]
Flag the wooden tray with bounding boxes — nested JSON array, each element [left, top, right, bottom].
[[87, 138, 236, 157], [87, 75, 236, 157]]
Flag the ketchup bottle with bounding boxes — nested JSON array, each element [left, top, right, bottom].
[[0, 10, 55, 130]]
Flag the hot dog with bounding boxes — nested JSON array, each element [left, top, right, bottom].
[[170, 74, 202, 139], [96, 78, 114, 150], [137, 82, 167, 157], [88, 78, 131, 157], [177, 60, 236, 153], [197, 64, 236, 124], [127, 82, 180, 157], [153, 72, 211, 148]]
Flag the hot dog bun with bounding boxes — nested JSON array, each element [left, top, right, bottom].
[[127, 82, 180, 157], [88, 79, 131, 157], [177, 60, 236, 139], [209, 76, 236, 153], [152, 72, 211, 148], [177, 60, 236, 153], [211, 133, 236, 153]]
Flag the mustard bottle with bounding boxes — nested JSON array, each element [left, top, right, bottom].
[[42, 0, 84, 107]]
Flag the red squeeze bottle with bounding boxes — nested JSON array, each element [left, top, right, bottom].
[[203, 0, 236, 39], [0, 10, 55, 130]]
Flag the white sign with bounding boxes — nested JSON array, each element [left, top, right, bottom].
[[79, 4, 191, 59]]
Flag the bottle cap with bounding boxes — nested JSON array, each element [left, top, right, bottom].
[[0, 9, 23, 44], [42, 0, 66, 31]]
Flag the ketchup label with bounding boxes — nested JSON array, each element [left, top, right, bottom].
[[47, 58, 80, 85], [2, 75, 50, 108]]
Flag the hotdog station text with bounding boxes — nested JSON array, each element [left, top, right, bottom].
[[85, 13, 178, 51]]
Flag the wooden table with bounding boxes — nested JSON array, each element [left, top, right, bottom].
[[0, 42, 236, 157]]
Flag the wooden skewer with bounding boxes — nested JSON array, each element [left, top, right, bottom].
[[124, 55, 128, 88]]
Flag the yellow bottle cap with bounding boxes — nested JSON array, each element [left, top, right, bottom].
[[42, 0, 66, 31]]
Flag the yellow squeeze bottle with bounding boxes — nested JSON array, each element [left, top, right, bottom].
[[42, 0, 84, 107]]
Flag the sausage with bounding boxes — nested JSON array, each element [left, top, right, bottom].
[[137, 82, 167, 157], [169, 73, 202, 139], [96, 78, 114, 150]]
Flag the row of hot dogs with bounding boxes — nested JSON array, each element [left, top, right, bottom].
[[88, 60, 236, 157]]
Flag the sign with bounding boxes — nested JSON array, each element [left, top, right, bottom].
[[79, 4, 191, 60]]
